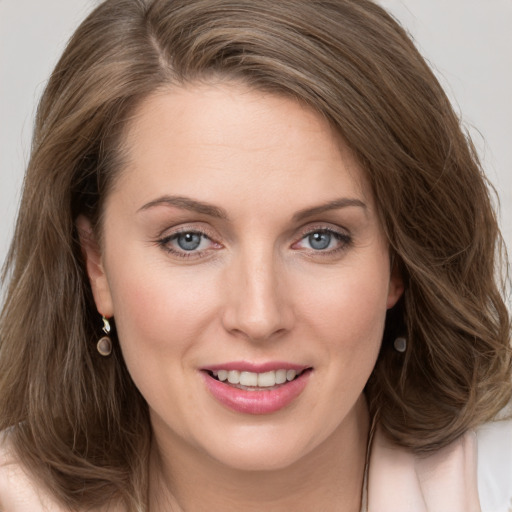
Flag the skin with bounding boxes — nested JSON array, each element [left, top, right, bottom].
[[79, 82, 403, 511]]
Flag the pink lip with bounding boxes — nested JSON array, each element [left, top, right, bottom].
[[202, 361, 309, 373], [201, 367, 312, 415]]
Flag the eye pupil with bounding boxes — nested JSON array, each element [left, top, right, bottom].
[[309, 232, 331, 250], [177, 232, 202, 251]]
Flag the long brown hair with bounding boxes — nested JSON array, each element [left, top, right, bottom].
[[1, 0, 510, 509]]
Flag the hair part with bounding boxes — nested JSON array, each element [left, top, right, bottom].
[[1, 0, 510, 509]]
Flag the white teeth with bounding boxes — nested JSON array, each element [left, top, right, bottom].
[[257, 371, 276, 387], [227, 370, 240, 384], [275, 369, 287, 384], [212, 368, 304, 387], [240, 371, 258, 386], [286, 369, 297, 381]]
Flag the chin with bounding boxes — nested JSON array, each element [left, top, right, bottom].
[[200, 422, 327, 473], [213, 445, 308, 473]]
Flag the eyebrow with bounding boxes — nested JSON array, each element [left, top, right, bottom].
[[292, 198, 367, 222], [138, 195, 366, 221], [138, 195, 228, 219]]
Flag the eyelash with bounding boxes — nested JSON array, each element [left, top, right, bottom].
[[156, 226, 352, 260], [293, 226, 352, 257], [157, 228, 220, 260]]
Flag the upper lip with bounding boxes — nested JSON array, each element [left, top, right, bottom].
[[201, 361, 311, 373]]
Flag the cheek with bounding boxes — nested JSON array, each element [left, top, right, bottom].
[[104, 261, 222, 419], [299, 260, 390, 365], [304, 265, 389, 329], [105, 257, 219, 362]]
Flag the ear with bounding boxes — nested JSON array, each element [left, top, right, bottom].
[[386, 258, 404, 309], [76, 215, 114, 317]]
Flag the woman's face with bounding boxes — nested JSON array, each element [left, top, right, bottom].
[[82, 83, 403, 471]]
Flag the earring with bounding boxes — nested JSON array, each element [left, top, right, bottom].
[[97, 316, 112, 356], [394, 336, 407, 353]]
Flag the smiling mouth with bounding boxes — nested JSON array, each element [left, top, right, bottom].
[[202, 366, 313, 414], [204, 368, 311, 391]]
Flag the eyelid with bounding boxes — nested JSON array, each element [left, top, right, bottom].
[[156, 222, 220, 241], [295, 223, 351, 240]]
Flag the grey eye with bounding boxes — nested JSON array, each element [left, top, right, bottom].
[[308, 232, 332, 250], [176, 232, 202, 251]]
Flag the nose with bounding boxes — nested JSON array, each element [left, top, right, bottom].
[[221, 246, 294, 342]]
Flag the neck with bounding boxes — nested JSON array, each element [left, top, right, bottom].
[[149, 396, 369, 512]]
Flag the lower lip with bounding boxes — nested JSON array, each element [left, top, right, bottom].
[[202, 370, 311, 415]]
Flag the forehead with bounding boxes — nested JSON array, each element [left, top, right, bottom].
[[113, 82, 372, 210]]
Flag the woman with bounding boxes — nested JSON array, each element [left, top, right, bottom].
[[0, 0, 510, 510]]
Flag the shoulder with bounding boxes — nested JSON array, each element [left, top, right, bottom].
[[367, 427, 481, 511], [0, 430, 127, 512], [367, 419, 512, 512], [0, 430, 66, 512]]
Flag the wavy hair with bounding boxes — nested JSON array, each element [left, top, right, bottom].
[[0, 0, 510, 508]]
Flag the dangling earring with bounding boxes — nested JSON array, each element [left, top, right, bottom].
[[394, 336, 407, 353], [97, 316, 112, 356]]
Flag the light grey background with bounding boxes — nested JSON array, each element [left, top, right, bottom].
[[1, 0, 511, 268]]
